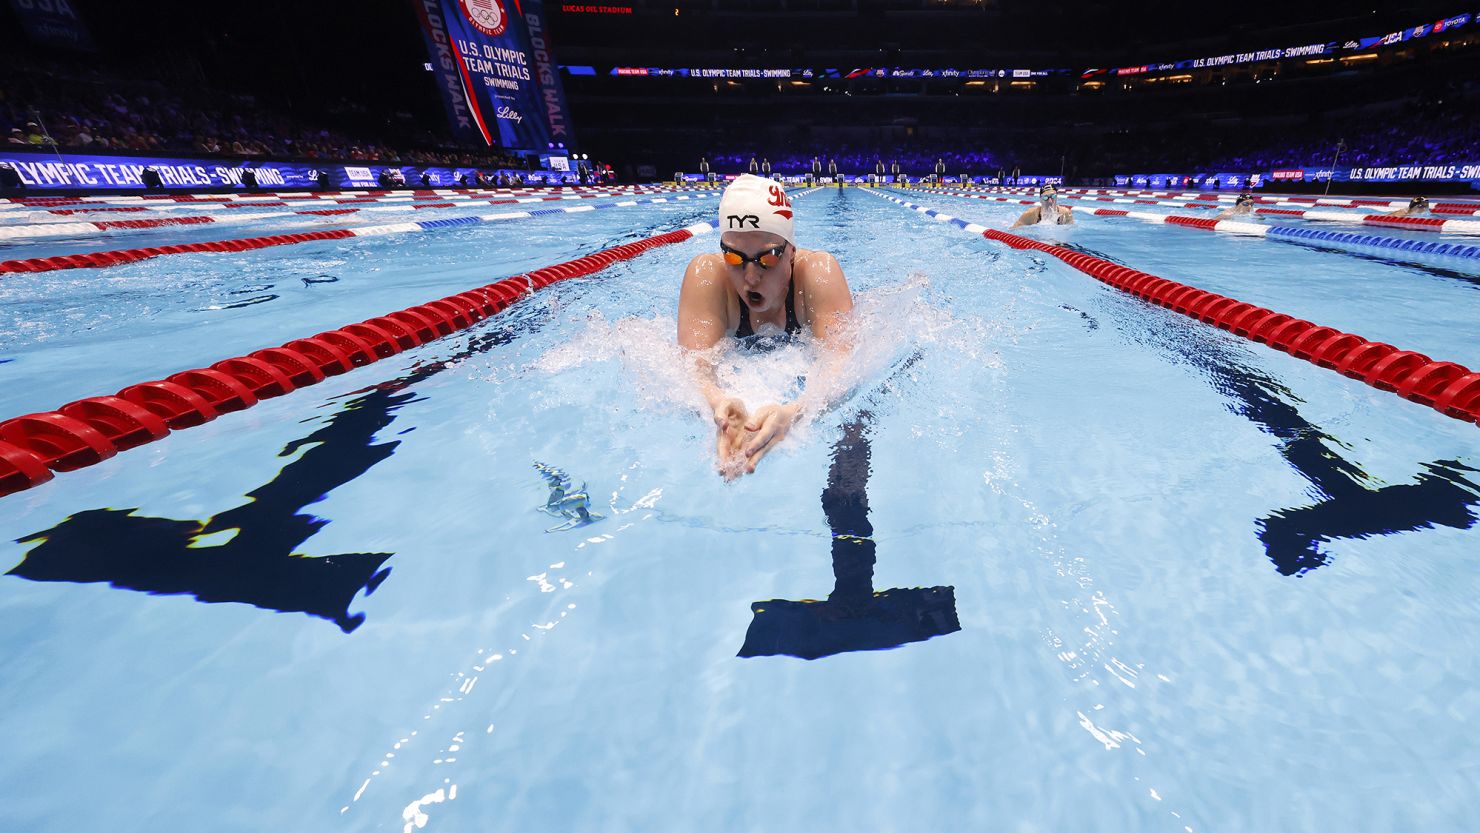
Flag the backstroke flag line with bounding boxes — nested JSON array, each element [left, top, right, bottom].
[[411, 0, 574, 151]]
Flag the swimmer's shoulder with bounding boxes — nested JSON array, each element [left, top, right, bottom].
[[678, 251, 736, 343], [683, 250, 724, 276], [794, 247, 835, 265], [793, 248, 852, 328], [680, 252, 729, 302], [794, 248, 845, 285]]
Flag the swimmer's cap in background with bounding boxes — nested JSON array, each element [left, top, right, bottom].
[[719, 173, 795, 246]]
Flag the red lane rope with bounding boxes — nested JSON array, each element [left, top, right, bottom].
[[979, 228, 1480, 428], [0, 226, 700, 497], [0, 193, 699, 274], [0, 229, 359, 273]]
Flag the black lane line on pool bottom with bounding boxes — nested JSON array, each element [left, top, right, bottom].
[[859, 199, 1480, 576], [1052, 242, 1480, 571], [1107, 295, 1480, 576], [8, 309, 547, 632], [4, 202, 736, 625], [739, 409, 962, 661]]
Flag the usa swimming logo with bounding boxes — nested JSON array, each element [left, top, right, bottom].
[[460, 0, 508, 37]]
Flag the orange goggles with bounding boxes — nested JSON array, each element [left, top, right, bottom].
[[721, 243, 786, 269]]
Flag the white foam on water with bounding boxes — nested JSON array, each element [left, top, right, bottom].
[[525, 270, 984, 441]]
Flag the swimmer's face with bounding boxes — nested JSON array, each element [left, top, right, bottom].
[[720, 231, 792, 314]]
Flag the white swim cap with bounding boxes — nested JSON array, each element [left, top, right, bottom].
[[718, 174, 794, 245]]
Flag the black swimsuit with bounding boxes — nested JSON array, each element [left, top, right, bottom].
[[735, 278, 802, 345]]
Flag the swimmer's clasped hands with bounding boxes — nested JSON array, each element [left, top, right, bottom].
[[741, 402, 800, 475], [712, 396, 751, 481], [708, 396, 800, 480]]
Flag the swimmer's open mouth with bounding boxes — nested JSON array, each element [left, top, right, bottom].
[[746, 291, 764, 306]]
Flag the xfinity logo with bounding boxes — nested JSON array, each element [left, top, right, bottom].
[[726, 214, 760, 229]]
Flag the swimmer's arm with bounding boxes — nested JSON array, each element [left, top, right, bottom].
[[790, 252, 856, 421], [1060, 206, 1075, 225], [803, 252, 853, 342], [789, 337, 853, 423], [1010, 207, 1038, 228], [676, 254, 731, 409]]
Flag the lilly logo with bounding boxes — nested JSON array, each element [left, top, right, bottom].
[[496, 105, 523, 123]]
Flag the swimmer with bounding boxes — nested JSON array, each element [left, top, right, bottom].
[[677, 174, 856, 480], [1011, 184, 1074, 227], [1385, 196, 1430, 218], [1214, 193, 1256, 221]]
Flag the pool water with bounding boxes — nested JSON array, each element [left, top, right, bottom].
[[1, 185, 1477, 832]]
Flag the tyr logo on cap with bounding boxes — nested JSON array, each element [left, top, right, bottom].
[[726, 214, 761, 229]]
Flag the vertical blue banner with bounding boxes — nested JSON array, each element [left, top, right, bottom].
[[410, 0, 483, 145], [8, 0, 95, 51], [410, 0, 575, 151], [519, 0, 575, 150]]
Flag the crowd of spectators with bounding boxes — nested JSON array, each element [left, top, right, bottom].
[[0, 58, 524, 171], [695, 102, 1479, 180], [1202, 104, 1480, 172], [644, 76, 1480, 179]]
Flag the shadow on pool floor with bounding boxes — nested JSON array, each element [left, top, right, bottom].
[[8, 321, 531, 632]]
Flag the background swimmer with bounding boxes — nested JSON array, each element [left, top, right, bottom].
[[1386, 196, 1430, 217], [1012, 184, 1074, 227], [1215, 193, 1257, 221]]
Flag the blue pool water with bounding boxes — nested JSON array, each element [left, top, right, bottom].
[[1, 186, 1477, 832]]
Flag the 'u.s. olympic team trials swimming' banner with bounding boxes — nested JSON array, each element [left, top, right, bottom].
[[411, 0, 575, 151], [0, 149, 579, 192], [1116, 162, 1480, 190]]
